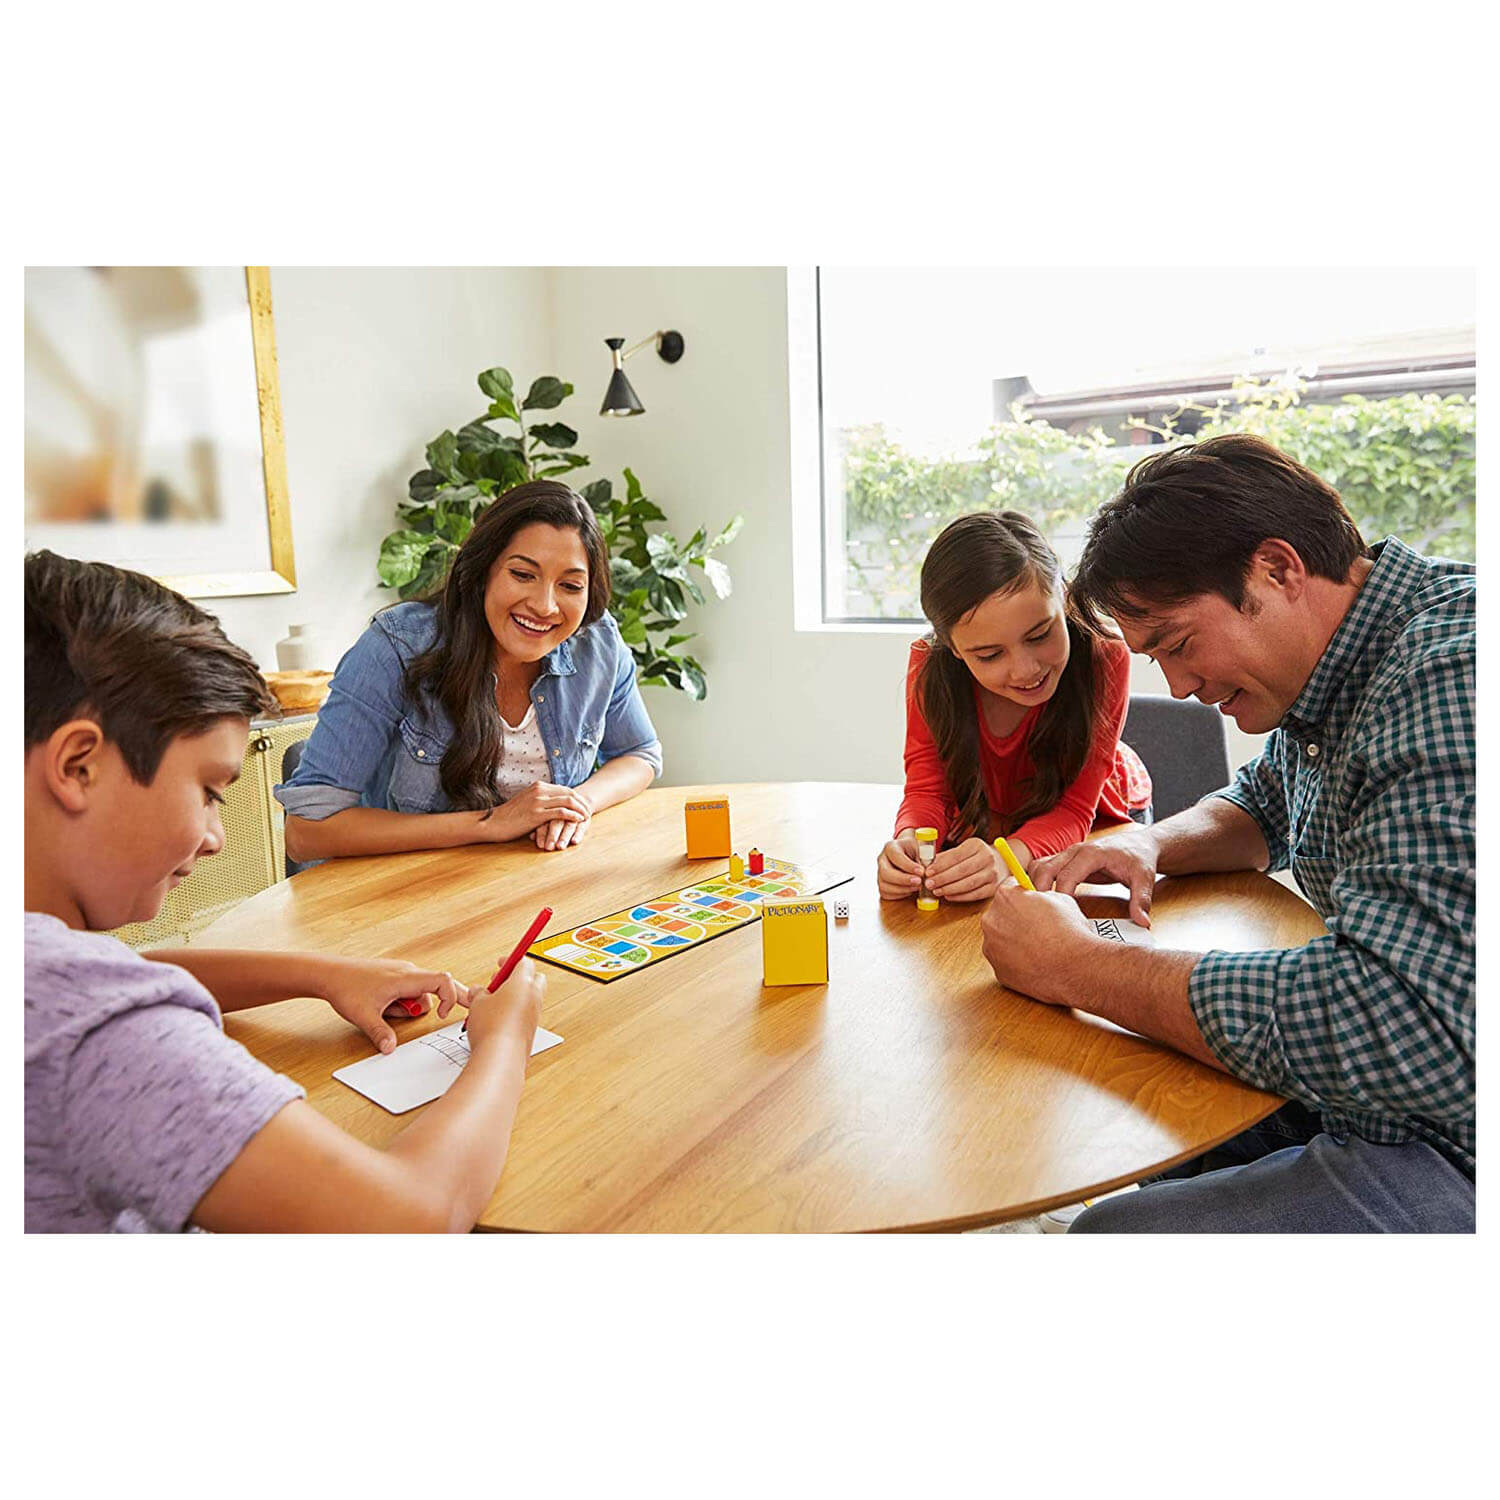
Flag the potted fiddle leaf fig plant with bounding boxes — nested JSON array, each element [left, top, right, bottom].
[[376, 366, 740, 701]]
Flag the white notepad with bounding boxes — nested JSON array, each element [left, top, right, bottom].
[[1091, 916, 1156, 946], [333, 1022, 563, 1115]]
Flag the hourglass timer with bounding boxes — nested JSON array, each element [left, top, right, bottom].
[[914, 827, 940, 912]]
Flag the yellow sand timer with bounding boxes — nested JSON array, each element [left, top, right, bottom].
[[914, 827, 940, 911]]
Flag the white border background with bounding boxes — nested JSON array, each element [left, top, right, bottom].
[[7, 2, 1488, 1493]]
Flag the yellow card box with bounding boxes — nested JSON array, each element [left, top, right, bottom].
[[684, 797, 732, 858], [760, 897, 828, 986]]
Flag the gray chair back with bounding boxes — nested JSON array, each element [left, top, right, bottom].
[[281, 740, 307, 878], [1121, 694, 1232, 821]]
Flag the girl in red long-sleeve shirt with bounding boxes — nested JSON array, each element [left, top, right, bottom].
[[878, 511, 1151, 904]]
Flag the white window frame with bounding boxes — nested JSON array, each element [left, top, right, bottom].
[[788, 266, 918, 636]]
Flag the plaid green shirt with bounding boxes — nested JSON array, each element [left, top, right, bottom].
[[1188, 537, 1475, 1178]]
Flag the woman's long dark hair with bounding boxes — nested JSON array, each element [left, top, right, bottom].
[[917, 511, 1100, 843], [400, 480, 611, 811]]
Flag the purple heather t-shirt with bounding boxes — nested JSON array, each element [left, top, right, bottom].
[[25, 912, 304, 1233]]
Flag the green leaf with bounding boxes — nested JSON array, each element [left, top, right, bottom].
[[434, 502, 474, 545], [478, 447, 532, 488], [377, 529, 435, 589], [528, 421, 578, 450], [426, 431, 461, 482], [710, 514, 744, 549], [628, 497, 667, 523], [486, 396, 522, 423], [400, 543, 456, 600], [581, 478, 613, 512], [654, 578, 689, 620], [646, 533, 688, 579], [536, 453, 591, 477], [522, 376, 572, 411], [702, 557, 732, 599], [456, 421, 524, 458], [617, 611, 648, 646], [623, 467, 643, 502], [477, 367, 515, 401], [408, 468, 447, 505], [663, 632, 697, 648]]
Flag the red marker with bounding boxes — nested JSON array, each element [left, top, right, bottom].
[[463, 906, 553, 1035]]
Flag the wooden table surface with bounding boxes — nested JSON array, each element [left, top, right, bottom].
[[206, 782, 1325, 1232]]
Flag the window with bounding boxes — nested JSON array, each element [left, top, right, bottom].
[[813, 267, 1475, 624]]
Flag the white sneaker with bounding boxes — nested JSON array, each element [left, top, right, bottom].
[[1039, 1183, 1139, 1233]]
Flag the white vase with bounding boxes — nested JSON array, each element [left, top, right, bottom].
[[275, 624, 319, 672]]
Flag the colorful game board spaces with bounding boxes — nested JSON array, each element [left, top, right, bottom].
[[693, 873, 800, 906], [534, 890, 759, 976], [528, 854, 841, 983]]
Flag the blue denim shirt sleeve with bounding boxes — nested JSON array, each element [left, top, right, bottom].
[[598, 615, 663, 777], [274, 620, 407, 821]]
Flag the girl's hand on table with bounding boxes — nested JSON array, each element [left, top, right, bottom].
[[927, 837, 1004, 902], [877, 834, 923, 900], [318, 957, 472, 1055]]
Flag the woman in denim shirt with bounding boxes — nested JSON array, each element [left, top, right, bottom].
[[278, 481, 662, 862]]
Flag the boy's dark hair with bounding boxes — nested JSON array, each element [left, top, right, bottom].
[[25, 550, 278, 783], [1070, 434, 1370, 629]]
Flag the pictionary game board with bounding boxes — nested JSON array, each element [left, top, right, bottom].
[[529, 857, 850, 982]]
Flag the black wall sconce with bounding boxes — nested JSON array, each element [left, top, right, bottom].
[[600, 330, 685, 417]]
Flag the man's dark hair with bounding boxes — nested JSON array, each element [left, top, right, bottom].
[[25, 550, 278, 783], [1070, 433, 1370, 628]]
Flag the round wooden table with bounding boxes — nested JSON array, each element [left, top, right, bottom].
[[206, 783, 1325, 1232]]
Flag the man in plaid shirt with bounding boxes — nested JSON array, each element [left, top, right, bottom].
[[980, 434, 1474, 1232]]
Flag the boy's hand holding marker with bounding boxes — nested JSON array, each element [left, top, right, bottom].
[[462, 959, 544, 1053]]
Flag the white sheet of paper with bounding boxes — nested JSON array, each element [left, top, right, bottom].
[[333, 1022, 563, 1115], [1090, 916, 1156, 947]]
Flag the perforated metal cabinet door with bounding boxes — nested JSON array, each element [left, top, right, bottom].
[[107, 714, 316, 949]]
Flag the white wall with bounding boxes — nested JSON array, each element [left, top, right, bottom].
[[550, 267, 1264, 790], [210, 267, 553, 669], [550, 267, 920, 789], [198, 264, 1263, 786]]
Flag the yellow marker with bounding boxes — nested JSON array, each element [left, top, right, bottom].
[[993, 835, 1036, 891]]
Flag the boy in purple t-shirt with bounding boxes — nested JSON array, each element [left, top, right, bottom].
[[25, 550, 544, 1232]]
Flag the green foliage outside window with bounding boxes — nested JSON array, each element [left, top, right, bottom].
[[838, 377, 1475, 619]]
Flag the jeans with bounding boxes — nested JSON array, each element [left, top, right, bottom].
[[1070, 1102, 1475, 1233]]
